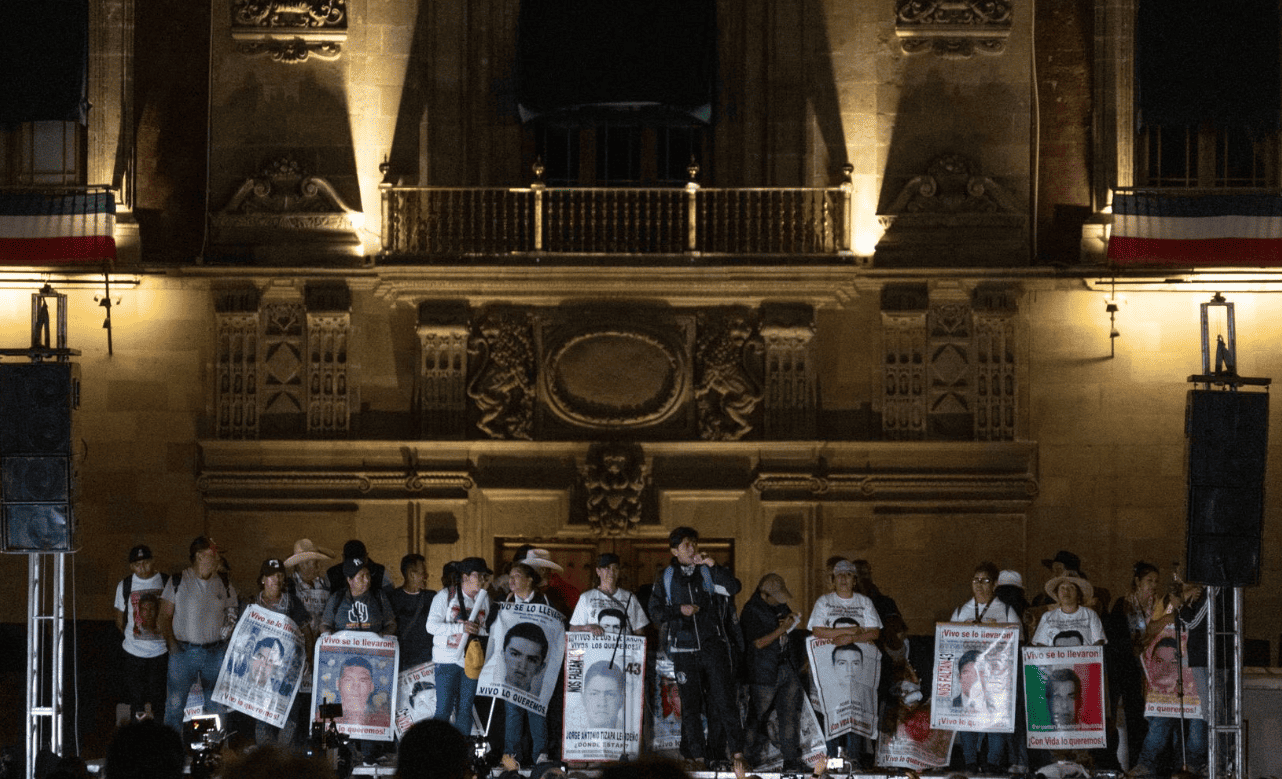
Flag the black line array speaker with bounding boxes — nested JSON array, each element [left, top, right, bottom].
[[0, 362, 78, 553], [1185, 389, 1268, 586]]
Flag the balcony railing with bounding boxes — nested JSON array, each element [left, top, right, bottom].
[[381, 180, 854, 259]]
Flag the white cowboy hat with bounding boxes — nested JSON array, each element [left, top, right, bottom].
[[284, 538, 335, 568], [516, 547, 563, 573]]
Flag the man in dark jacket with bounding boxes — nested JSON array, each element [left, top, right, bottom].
[[740, 573, 808, 772], [648, 526, 744, 771]]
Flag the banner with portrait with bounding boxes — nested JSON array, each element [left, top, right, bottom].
[[477, 601, 566, 717], [745, 690, 828, 772], [1023, 645, 1105, 749], [876, 705, 956, 770], [806, 636, 881, 741], [562, 631, 646, 762], [1142, 625, 1201, 718], [930, 622, 1018, 733], [311, 631, 399, 741], [394, 662, 437, 737], [212, 604, 305, 728], [648, 656, 682, 754]]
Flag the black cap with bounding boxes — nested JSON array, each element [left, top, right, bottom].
[[343, 557, 371, 579], [596, 553, 620, 568], [129, 545, 152, 563], [342, 540, 368, 560], [1042, 550, 1081, 571], [456, 557, 493, 576]]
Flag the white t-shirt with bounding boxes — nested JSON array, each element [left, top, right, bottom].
[[569, 587, 650, 633], [808, 592, 884, 631], [1032, 606, 1106, 646], [114, 573, 168, 658], [950, 597, 1021, 625]]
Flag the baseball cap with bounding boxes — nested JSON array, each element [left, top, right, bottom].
[[832, 560, 858, 575], [758, 573, 794, 606], [996, 569, 1023, 588], [596, 553, 620, 568], [343, 557, 371, 578], [260, 558, 285, 578], [128, 545, 152, 563]]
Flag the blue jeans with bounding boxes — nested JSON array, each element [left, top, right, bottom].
[[1137, 715, 1206, 770], [504, 700, 548, 761], [164, 642, 227, 731], [435, 662, 478, 736], [747, 666, 804, 763], [959, 731, 1008, 770]]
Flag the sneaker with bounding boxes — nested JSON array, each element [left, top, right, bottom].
[[534, 754, 552, 767]]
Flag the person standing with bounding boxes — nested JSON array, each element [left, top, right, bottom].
[[247, 557, 312, 747], [427, 556, 492, 735], [569, 553, 649, 636], [648, 526, 745, 773], [321, 554, 397, 637], [949, 561, 1018, 774], [327, 539, 394, 594], [492, 561, 557, 765], [740, 573, 808, 772], [808, 559, 882, 768], [390, 553, 436, 669], [284, 538, 334, 651], [159, 536, 239, 731], [114, 544, 170, 721]]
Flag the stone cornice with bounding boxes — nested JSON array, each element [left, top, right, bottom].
[[197, 440, 1037, 510]]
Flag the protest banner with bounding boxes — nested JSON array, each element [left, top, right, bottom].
[[648, 657, 682, 754], [212, 604, 305, 728], [562, 631, 646, 762], [876, 705, 956, 770], [477, 601, 566, 717], [743, 690, 827, 772], [930, 622, 1018, 733], [1142, 625, 1201, 718], [1023, 645, 1106, 749], [312, 631, 399, 741], [806, 636, 880, 741], [394, 662, 437, 737]]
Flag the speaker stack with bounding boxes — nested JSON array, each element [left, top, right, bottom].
[[1185, 389, 1268, 587], [0, 362, 79, 552]]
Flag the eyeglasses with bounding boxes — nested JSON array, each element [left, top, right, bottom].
[[972, 577, 993, 584]]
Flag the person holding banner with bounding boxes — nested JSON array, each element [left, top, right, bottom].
[[648, 526, 745, 772], [321, 555, 397, 637], [949, 562, 1017, 774], [809, 559, 882, 768], [1133, 580, 1207, 777], [491, 561, 557, 764], [1030, 571, 1105, 648], [570, 553, 649, 636], [427, 556, 492, 735], [248, 558, 312, 746], [1105, 561, 1159, 769]]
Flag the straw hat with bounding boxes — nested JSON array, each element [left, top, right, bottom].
[[284, 538, 335, 568], [1044, 570, 1093, 604]]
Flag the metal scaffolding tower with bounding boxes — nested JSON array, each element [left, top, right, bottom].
[[1206, 586, 1244, 779]]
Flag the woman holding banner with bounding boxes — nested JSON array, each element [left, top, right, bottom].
[[427, 557, 492, 736], [248, 558, 312, 747], [949, 562, 1017, 774], [490, 561, 558, 765]]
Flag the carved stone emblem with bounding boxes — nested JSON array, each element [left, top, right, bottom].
[[895, 0, 1012, 58], [467, 311, 536, 440], [695, 310, 765, 441], [231, 0, 347, 62], [579, 442, 650, 535]]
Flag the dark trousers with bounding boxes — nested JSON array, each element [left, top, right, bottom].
[[672, 640, 743, 760], [122, 651, 168, 719], [746, 665, 803, 763]]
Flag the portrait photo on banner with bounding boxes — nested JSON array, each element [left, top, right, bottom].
[[930, 622, 1018, 733], [875, 705, 956, 771], [212, 604, 305, 729], [647, 662, 683, 754], [1022, 645, 1105, 750], [394, 662, 437, 737], [806, 636, 881, 741], [562, 632, 647, 763], [477, 601, 566, 717], [1141, 626, 1201, 718], [311, 632, 399, 741]]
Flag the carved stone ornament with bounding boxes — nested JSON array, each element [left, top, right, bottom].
[[211, 156, 363, 262], [579, 442, 650, 535], [895, 0, 1012, 58], [467, 311, 536, 441], [231, 0, 346, 63], [695, 310, 765, 441]]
